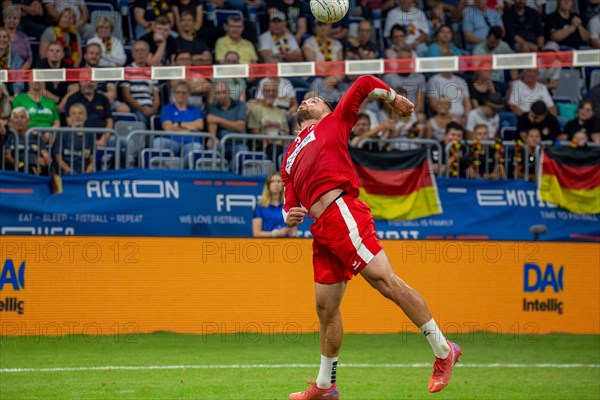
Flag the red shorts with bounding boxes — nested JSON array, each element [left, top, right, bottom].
[[309, 194, 383, 283]]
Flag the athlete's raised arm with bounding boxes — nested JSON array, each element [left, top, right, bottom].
[[333, 75, 414, 139]]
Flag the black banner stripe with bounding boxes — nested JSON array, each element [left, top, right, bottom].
[[544, 147, 600, 167], [349, 147, 428, 171]]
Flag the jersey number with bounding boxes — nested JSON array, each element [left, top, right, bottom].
[[285, 130, 316, 173]]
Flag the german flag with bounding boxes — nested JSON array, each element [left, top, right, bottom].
[[349, 147, 442, 220], [539, 147, 600, 214]]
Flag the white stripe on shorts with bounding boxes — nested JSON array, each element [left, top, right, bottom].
[[335, 197, 374, 267]]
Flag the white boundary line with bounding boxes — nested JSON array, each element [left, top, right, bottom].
[[1, 363, 598, 373]]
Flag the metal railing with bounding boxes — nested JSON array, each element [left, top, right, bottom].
[[125, 130, 215, 169], [442, 140, 557, 181], [3, 128, 119, 175], [555, 141, 600, 147], [1, 130, 22, 172], [52, 127, 120, 175], [218, 133, 297, 174], [5, 128, 599, 180]]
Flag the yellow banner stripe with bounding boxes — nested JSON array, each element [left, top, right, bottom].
[[358, 187, 442, 221], [539, 174, 600, 214]]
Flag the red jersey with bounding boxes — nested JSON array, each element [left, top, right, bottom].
[[282, 75, 396, 215]]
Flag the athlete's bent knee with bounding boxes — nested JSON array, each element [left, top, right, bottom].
[[316, 302, 340, 322]]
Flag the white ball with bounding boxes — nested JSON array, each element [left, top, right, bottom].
[[310, 0, 350, 24]]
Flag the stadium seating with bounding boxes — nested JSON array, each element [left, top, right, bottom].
[[114, 120, 145, 138], [590, 69, 600, 91], [86, 1, 114, 14], [141, 149, 176, 169], [234, 150, 268, 175], [150, 115, 162, 131], [498, 111, 518, 130], [113, 112, 138, 122], [188, 150, 224, 171], [96, 147, 117, 171], [114, 120, 146, 167], [148, 156, 182, 169], [554, 96, 578, 121], [242, 159, 275, 176], [554, 69, 583, 104]]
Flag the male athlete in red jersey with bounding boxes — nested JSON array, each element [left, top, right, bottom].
[[282, 75, 461, 400]]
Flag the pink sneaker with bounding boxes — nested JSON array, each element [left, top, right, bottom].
[[289, 381, 340, 400], [428, 341, 462, 393]]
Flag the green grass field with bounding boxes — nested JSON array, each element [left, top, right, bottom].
[[1, 331, 598, 399]]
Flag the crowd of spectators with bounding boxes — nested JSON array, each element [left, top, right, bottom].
[[0, 0, 598, 178]]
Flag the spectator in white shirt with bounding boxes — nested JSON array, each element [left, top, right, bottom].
[[427, 72, 472, 123], [384, 0, 430, 56], [508, 68, 557, 117], [258, 10, 303, 63], [87, 16, 126, 68], [254, 77, 298, 120], [465, 92, 504, 139]]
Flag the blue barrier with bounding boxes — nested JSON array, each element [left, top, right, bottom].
[[0, 170, 598, 241]]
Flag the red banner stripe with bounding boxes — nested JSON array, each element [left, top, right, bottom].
[[2, 50, 590, 82], [354, 161, 432, 196], [536, 51, 574, 68], [0, 188, 34, 194]]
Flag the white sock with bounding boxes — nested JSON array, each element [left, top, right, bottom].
[[316, 355, 338, 389], [419, 318, 451, 359]]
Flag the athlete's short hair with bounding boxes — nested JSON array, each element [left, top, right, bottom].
[[315, 96, 333, 112]]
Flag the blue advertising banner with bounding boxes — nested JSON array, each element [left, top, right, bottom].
[[373, 179, 599, 242], [0, 170, 598, 241], [0, 169, 261, 237]]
